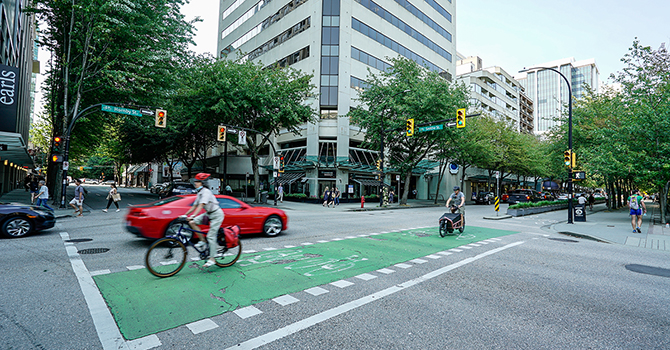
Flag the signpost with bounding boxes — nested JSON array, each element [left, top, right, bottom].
[[273, 156, 280, 170], [494, 196, 500, 216], [239, 130, 247, 145], [62, 161, 69, 171]]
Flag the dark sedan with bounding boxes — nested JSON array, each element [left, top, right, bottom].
[[158, 182, 197, 199], [475, 192, 496, 205], [0, 203, 56, 238], [507, 189, 544, 205]]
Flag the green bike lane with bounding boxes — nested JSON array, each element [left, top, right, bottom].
[[94, 226, 517, 340]]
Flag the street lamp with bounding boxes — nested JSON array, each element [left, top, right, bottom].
[[520, 66, 573, 223], [379, 89, 411, 207]]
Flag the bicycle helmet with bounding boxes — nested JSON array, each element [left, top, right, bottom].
[[194, 173, 211, 181], [453, 186, 460, 191]]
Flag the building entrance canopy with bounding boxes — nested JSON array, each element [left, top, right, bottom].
[[0, 131, 33, 166], [352, 178, 390, 187]]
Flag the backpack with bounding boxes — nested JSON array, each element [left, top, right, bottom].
[[629, 196, 639, 210], [217, 225, 240, 248]]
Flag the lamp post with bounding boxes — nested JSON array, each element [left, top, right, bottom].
[[520, 66, 573, 223], [379, 89, 411, 207]]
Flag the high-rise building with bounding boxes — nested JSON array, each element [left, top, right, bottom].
[[216, 0, 456, 199], [456, 55, 528, 132], [0, 0, 38, 193], [515, 57, 599, 133]]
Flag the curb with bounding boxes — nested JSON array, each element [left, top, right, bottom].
[[348, 204, 442, 212], [483, 215, 512, 220]]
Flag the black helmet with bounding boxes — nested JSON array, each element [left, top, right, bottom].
[[453, 186, 460, 191]]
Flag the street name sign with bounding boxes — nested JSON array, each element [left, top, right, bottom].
[[417, 124, 443, 133], [101, 104, 142, 117]]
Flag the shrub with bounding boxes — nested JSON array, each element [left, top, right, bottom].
[[509, 199, 568, 210], [285, 193, 307, 199]]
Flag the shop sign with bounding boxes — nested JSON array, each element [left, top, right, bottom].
[[319, 170, 336, 178]]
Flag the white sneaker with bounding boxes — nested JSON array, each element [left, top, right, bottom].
[[102, 209, 107, 212], [203, 259, 216, 268], [195, 241, 207, 250], [116, 209, 120, 212]]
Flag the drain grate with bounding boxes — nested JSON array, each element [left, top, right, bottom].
[[78, 248, 110, 254], [625, 264, 670, 278], [65, 238, 92, 243], [548, 237, 579, 243]]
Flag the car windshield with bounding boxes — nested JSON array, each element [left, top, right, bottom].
[[150, 197, 183, 206], [174, 184, 194, 190]]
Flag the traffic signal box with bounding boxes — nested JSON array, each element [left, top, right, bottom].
[[279, 156, 285, 173], [376, 159, 382, 171], [53, 136, 62, 152], [563, 150, 576, 167], [155, 109, 167, 128], [456, 108, 466, 128], [217, 125, 227, 142], [406, 119, 414, 136]]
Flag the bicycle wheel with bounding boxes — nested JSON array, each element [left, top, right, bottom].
[[439, 222, 447, 237], [215, 239, 242, 267], [146, 238, 187, 278]]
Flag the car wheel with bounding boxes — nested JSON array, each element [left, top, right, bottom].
[[2, 216, 34, 238], [263, 215, 283, 237]]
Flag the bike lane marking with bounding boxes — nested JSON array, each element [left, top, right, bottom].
[[226, 240, 526, 350], [93, 226, 517, 340]]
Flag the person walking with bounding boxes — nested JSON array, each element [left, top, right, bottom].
[[322, 187, 331, 207], [333, 187, 341, 206], [389, 190, 394, 204], [277, 184, 284, 203], [69, 179, 85, 217], [225, 184, 233, 196], [627, 189, 646, 233], [588, 193, 595, 210], [35, 180, 53, 211], [103, 184, 121, 212], [578, 193, 587, 207], [29, 176, 39, 204]]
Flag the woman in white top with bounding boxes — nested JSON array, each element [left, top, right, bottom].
[[103, 184, 120, 212], [36, 180, 53, 211]]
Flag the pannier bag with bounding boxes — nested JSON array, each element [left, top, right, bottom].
[[217, 225, 240, 248]]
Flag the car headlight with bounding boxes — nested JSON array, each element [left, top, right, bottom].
[[33, 210, 49, 216]]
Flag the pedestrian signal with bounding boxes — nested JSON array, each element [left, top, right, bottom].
[[155, 109, 167, 128], [563, 150, 572, 166], [217, 125, 227, 142], [406, 119, 414, 136], [52, 154, 64, 163], [456, 108, 466, 128]]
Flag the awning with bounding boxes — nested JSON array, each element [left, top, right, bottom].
[[270, 172, 305, 185], [352, 178, 391, 187], [0, 131, 33, 166], [134, 165, 148, 173]]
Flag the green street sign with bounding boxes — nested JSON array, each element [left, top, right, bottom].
[[417, 124, 443, 133], [101, 104, 142, 117]]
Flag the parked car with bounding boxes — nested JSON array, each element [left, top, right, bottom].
[[539, 192, 555, 201], [0, 203, 56, 238], [125, 195, 288, 239], [103, 180, 116, 185], [501, 192, 511, 203], [158, 182, 197, 199], [150, 182, 168, 194], [475, 191, 496, 205], [507, 189, 543, 205], [557, 193, 569, 200]]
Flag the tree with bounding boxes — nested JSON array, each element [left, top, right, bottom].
[[349, 57, 469, 205]]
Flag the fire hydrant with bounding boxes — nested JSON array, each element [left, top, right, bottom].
[[361, 195, 365, 208]]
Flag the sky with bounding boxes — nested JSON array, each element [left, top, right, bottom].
[[33, 0, 670, 119]]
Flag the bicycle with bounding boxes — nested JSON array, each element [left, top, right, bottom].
[[145, 218, 242, 278], [439, 205, 465, 237]]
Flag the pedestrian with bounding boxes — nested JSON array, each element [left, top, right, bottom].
[[588, 193, 595, 210], [69, 179, 85, 217], [389, 190, 394, 204], [277, 184, 284, 203], [35, 180, 53, 211], [578, 193, 587, 207], [412, 188, 417, 199], [322, 187, 331, 207], [627, 189, 646, 233], [103, 183, 121, 212], [225, 184, 233, 196], [333, 187, 341, 206], [29, 176, 39, 204]]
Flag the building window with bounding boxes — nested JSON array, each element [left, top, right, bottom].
[[320, 0, 340, 108], [351, 47, 392, 72], [266, 46, 310, 69], [243, 17, 311, 61]]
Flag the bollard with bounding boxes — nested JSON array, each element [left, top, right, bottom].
[[361, 195, 365, 208]]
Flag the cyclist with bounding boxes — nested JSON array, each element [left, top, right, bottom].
[[182, 173, 224, 268], [445, 186, 466, 218]]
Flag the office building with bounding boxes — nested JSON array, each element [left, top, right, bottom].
[[0, 0, 38, 193], [515, 57, 599, 133], [216, 0, 456, 199]]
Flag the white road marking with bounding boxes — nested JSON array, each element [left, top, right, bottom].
[[304, 287, 329, 296], [394, 263, 412, 269], [186, 319, 219, 334], [234, 306, 263, 319], [369, 233, 382, 235], [127, 335, 161, 350], [410, 259, 428, 264], [273, 295, 300, 306], [377, 268, 395, 274], [284, 245, 295, 248], [190, 257, 200, 261], [436, 251, 452, 256], [160, 260, 177, 265], [316, 240, 329, 243], [425, 255, 441, 259], [243, 250, 257, 254], [459, 246, 472, 249], [345, 236, 357, 239], [90, 269, 111, 276], [478, 241, 489, 245], [357, 234, 369, 237], [354, 273, 377, 281], [330, 280, 355, 288], [468, 243, 481, 247], [331, 238, 344, 241], [263, 247, 278, 251], [449, 249, 463, 252], [126, 265, 144, 271], [226, 241, 525, 350], [59, 232, 129, 350], [301, 242, 314, 245]]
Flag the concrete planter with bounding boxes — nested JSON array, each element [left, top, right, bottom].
[[507, 204, 568, 217]]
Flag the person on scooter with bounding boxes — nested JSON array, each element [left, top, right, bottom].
[[446, 186, 466, 217]]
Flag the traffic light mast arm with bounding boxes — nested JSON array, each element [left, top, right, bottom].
[[383, 113, 481, 133]]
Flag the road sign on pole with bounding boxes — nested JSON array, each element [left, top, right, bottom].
[[238, 130, 247, 145], [273, 156, 280, 170], [63, 161, 69, 171], [101, 104, 142, 117], [417, 124, 443, 133], [140, 108, 154, 116]]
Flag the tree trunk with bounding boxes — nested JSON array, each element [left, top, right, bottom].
[[459, 164, 470, 193], [661, 181, 670, 224], [434, 159, 448, 204], [400, 171, 411, 205]]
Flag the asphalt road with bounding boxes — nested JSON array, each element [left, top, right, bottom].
[[1, 188, 669, 349]]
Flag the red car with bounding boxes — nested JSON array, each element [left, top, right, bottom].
[[125, 195, 288, 239]]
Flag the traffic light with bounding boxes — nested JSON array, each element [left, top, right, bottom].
[[563, 150, 572, 166], [52, 154, 64, 163], [376, 159, 382, 171], [53, 136, 62, 152], [79, 166, 84, 171], [217, 125, 227, 142], [571, 151, 576, 168], [155, 109, 167, 128], [279, 156, 285, 173], [406, 119, 414, 136], [456, 108, 466, 128]]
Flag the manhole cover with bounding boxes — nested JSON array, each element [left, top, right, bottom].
[[548, 237, 579, 243], [65, 238, 92, 243], [625, 264, 670, 278], [78, 248, 110, 254]]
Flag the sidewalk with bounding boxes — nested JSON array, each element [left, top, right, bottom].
[[242, 197, 445, 212], [552, 202, 670, 251], [0, 188, 90, 219]]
